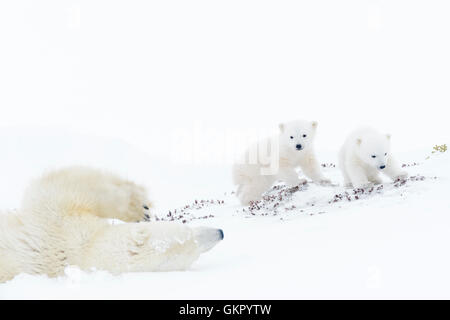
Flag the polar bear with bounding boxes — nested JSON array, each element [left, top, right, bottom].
[[232, 120, 330, 205], [0, 166, 224, 283], [338, 127, 408, 189]]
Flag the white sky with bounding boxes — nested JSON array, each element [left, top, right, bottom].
[[0, 1, 449, 159]]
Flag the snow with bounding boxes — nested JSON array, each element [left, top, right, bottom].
[[0, 0, 449, 299], [0, 130, 449, 299]]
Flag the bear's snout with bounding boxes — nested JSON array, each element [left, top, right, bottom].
[[379, 165, 386, 169], [193, 227, 224, 253], [296, 144, 303, 150]]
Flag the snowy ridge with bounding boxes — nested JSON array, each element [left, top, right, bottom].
[[154, 156, 440, 223]]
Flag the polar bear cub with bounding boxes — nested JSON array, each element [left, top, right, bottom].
[[338, 127, 408, 189], [232, 120, 330, 205], [0, 166, 224, 283]]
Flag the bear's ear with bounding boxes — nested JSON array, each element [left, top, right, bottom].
[[311, 121, 318, 129], [386, 134, 391, 140], [279, 123, 285, 133], [356, 138, 362, 146]]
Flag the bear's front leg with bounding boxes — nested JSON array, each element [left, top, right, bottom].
[[237, 175, 274, 205], [22, 166, 153, 222], [368, 171, 383, 185], [299, 153, 331, 185], [346, 164, 372, 189], [383, 156, 408, 181], [277, 168, 306, 187]]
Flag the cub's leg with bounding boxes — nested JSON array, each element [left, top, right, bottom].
[[346, 164, 371, 189], [340, 166, 352, 188], [277, 168, 306, 186], [237, 176, 274, 205], [22, 166, 152, 222], [367, 171, 383, 185], [338, 148, 352, 187], [383, 156, 408, 181], [299, 153, 331, 185]]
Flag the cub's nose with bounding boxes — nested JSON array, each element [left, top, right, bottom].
[[296, 144, 303, 150], [379, 165, 386, 169]]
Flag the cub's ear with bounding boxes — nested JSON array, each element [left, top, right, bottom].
[[386, 134, 391, 140], [279, 123, 285, 133], [356, 138, 362, 146], [311, 121, 318, 129]]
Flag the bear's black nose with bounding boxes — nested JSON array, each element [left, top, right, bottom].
[[379, 165, 386, 169], [296, 144, 303, 150]]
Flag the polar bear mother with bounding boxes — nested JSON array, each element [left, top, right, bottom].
[[0, 167, 223, 283]]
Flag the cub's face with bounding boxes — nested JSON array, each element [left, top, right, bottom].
[[356, 134, 391, 170], [279, 120, 317, 152]]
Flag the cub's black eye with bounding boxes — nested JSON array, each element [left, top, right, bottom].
[[290, 136, 294, 139], [371, 155, 376, 158], [385, 153, 387, 156], [303, 134, 307, 138]]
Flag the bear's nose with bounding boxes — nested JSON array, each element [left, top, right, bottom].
[[379, 165, 386, 169], [296, 144, 303, 150]]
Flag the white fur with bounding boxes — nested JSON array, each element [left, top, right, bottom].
[[0, 166, 223, 283], [232, 120, 330, 205], [338, 127, 408, 189]]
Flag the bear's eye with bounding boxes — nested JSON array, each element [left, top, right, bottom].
[[290, 136, 294, 139], [385, 153, 387, 156], [371, 155, 376, 158], [303, 134, 307, 138]]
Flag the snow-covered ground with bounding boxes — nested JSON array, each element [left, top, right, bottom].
[[0, 130, 448, 299], [1, 0, 450, 299]]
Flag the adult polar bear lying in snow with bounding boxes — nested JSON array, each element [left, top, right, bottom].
[[0, 166, 223, 283], [338, 127, 408, 189], [232, 120, 330, 205]]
